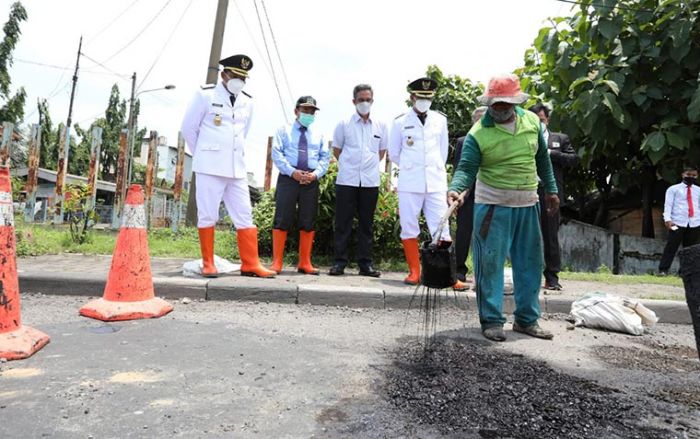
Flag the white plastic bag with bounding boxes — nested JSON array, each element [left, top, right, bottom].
[[182, 255, 240, 277], [503, 267, 514, 293], [569, 292, 658, 335]]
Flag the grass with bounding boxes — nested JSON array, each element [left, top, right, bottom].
[[558, 271, 684, 287], [16, 223, 233, 260]]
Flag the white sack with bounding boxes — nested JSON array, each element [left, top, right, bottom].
[[182, 255, 240, 277], [570, 292, 658, 336]]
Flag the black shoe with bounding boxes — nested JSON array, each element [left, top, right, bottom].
[[456, 272, 467, 282], [358, 264, 381, 278], [544, 281, 563, 291], [328, 264, 345, 276]]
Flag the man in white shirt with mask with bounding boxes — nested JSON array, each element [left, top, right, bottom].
[[181, 54, 275, 279], [659, 165, 700, 275], [388, 77, 466, 289], [329, 84, 388, 277]]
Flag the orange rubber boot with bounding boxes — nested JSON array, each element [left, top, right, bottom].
[[402, 238, 421, 285], [453, 279, 469, 291], [237, 227, 276, 278], [297, 230, 320, 275], [270, 229, 287, 274], [198, 227, 218, 278]]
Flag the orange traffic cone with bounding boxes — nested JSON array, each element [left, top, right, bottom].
[[79, 185, 173, 321], [0, 167, 50, 360]]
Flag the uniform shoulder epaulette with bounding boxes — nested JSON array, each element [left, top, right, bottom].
[[434, 110, 447, 117], [394, 112, 405, 120], [241, 90, 252, 98], [200, 83, 216, 90]]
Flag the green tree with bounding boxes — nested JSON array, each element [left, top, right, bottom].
[[91, 84, 128, 181], [518, 0, 700, 237], [0, 1, 27, 124], [37, 99, 57, 170], [70, 123, 93, 176], [425, 65, 484, 146]]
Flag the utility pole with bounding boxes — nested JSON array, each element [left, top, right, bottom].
[[171, 132, 186, 232], [54, 36, 82, 224], [24, 124, 41, 223], [126, 72, 137, 188], [186, 0, 229, 226]]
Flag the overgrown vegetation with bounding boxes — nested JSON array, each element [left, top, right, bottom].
[[63, 184, 99, 244]]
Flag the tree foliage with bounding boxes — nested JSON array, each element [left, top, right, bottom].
[[424, 65, 483, 162], [0, 1, 27, 124], [517, 0, 700, 235]]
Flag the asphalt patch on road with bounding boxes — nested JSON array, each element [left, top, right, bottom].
[[384, 337, 679, 439], [594, 344, 700, 373]]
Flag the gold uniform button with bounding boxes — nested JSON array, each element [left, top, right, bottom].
[[407, 136, 414, 146]]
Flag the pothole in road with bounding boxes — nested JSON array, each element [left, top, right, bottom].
[[384, 337, 679, 439], [86, 324, 122, 334]]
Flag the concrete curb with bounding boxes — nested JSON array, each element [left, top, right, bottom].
[[18, 272, 692, 325]]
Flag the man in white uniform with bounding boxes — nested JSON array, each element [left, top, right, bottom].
[[181, 54, 275, 279], [388, 77, 465, 288]]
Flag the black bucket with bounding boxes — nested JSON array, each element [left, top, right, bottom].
[[679, 243, 700, 360], [420, 241, 456, 289]]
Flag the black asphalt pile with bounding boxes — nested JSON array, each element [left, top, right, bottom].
[[384, 337, 678, 439]]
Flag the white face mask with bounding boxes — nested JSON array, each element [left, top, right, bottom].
[[355, 101, 372, 115], [414, 99, 432, 113], [225, 78, 245, 95]]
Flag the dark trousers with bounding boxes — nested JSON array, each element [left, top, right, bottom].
[[273, 174, 319, 231], [538, 188, 562, 284], [455, 187, 475, 277], [334, 184, 379, 267], [659, 226, 700, 272]]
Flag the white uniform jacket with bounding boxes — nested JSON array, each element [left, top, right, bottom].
[[181, 82, 253, 179], [388, 109, 449, 193]]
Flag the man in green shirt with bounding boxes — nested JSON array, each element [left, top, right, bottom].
[[447, 74, 560, 342]]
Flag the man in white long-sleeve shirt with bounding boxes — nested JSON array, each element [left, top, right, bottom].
[[659, 165, 700, 275]]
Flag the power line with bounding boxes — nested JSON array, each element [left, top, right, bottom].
[[232, 0, 274, 79], [252, 0, 288, 123], [101, 0, 173, 65], [86, 0, 142, 44], [260, 0, 294, 106], [80, 52, 130, 80], [14, 58, 138, 77], [137, 0, 194, 91]]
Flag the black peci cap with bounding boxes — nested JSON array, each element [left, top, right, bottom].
[[407, 77, 437, 98]]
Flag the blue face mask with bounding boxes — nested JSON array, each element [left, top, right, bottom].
[[298, 113, 315, 127]]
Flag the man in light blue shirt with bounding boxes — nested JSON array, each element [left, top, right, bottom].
[[270, 96, 330, 275]]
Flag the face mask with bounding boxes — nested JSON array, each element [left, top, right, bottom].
[[355, 101, 372, 115], [488, 106, 515, 123], [683, 176, 697, 186], [298, 113, 315, 127], [414, 99, 432, 113], [225, 78, 245, 95]]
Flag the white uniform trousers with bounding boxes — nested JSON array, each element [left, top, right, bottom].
[[398, 191, 452, 241], [196, 172, 254, 229]]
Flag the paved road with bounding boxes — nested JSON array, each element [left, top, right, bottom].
[[1, 295, 698, 438]]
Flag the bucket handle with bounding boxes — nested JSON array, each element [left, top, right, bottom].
[[431, 189, 469, 246]]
